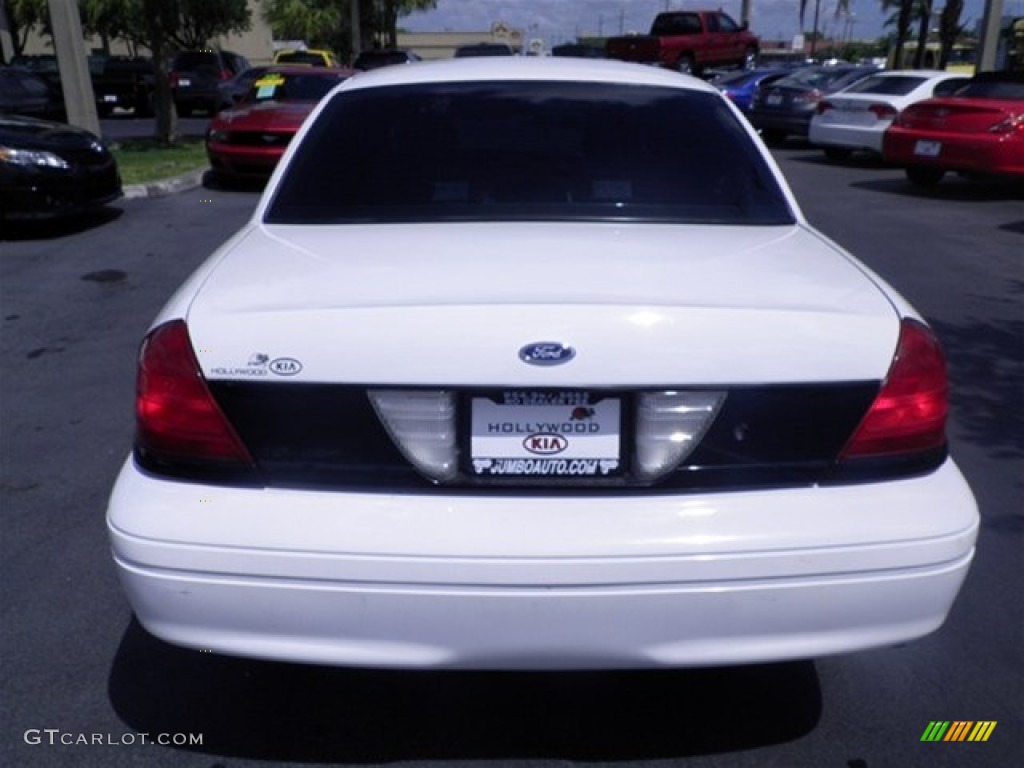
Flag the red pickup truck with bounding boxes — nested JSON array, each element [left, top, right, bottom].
[[605, 10, 759, 75]]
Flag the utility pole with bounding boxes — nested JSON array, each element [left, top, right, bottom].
[[977, 0, 1004, 71], [1, 0, 15, 64], [351, 0, 361, 59], [47, 0, 99, 134]]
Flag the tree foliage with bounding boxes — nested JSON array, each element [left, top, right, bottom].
[[5, 0, 49, 54], [262, 0, 436, 60]]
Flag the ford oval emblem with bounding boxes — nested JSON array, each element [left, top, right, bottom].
[[519, 342, 575, 366]]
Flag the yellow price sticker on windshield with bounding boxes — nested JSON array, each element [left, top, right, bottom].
[[254, 75, 285, 88]]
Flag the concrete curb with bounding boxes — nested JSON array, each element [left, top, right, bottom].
[[122, 166, 208, 199]]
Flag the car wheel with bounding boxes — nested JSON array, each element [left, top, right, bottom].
[[906, 167, 945, 187], [675, 55, 696, 75], [824, 147, 852, 162], [743, 47, 758, 70], [177, 104, 193, 118], [97, 104, 114, 118]]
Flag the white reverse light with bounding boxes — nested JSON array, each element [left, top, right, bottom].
[[635, 391, 726, 482], [368, 390, 457, 483]]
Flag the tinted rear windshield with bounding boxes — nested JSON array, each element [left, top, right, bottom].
[[844, 74, 928, 95], [245, 72, 344, 103], [265, 81, 794, 226]]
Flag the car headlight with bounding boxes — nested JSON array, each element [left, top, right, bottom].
[[207, 129, 230, 144], [0, 146, 70, 169]]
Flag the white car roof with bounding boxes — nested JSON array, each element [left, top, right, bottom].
[[339, 56, 719, 94]]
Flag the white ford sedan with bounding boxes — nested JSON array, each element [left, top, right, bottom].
[[107, 59, 978, 670]]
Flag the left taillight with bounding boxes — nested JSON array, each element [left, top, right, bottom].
[[840, 318, 948, 460], [136, 320, 254, 467], [869, 103, 898, 120]]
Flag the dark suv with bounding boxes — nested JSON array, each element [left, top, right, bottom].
[[352, 48, 422, 71], [169, 49, 249, 115]]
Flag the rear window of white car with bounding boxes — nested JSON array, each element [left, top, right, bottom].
[[264, 81, 795, 226], [843, 74, 928, 95]]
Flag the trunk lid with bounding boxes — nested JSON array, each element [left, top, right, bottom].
[[186, 221, 898, 387]]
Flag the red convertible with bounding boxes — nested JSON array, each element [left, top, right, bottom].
[[206, 67, 353, 181], [882, 70, 1024, 186]]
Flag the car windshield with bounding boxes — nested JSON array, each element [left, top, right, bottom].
[[266, 81, 794, 226], [276, 51, 329, 66], [776, 67, 863, 89], [172, 52, 219, 71], [843, 75, 928, 95], [244, 72, 344, 104], [355, 51, 413, 68]]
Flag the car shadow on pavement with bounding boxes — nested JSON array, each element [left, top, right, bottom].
[[109, 619, 821, 762], [202, 170, 267, 194], [0, 206, 123, 242], [930, 316, 1024, 463], [850, 176, 1024, 203]]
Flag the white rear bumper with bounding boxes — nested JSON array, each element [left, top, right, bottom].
[[108, 459, 978, 669]]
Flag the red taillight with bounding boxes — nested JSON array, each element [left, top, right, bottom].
[[817, 100, 835, 115], [989, 114, 1024, 134], [169, 72, 179, 88], [795, 89, 823, 105], [136, 320, 253, 465], [220, 69, 232, 81], [841, 319, 948, 459], [869, 103, 898, 120]]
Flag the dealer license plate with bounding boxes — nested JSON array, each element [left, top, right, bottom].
[[177, 77, 191, 87], [914, 140, 942, 157], [765, 92, 783, 106], [470, 391, 621, 477], [103, 95, 118, 103]]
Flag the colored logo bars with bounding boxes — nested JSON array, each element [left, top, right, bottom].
[[921, 721, 997, 742]]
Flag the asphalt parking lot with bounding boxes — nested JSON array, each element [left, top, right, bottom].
[[1, 145, 1021, 768]]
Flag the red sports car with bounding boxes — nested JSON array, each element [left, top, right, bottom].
[[883, 70, 1024, 186], [206, 67, 353, 181]]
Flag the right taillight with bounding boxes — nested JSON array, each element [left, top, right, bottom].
[[840, 319, 948, 460], [136, 320, 253, 467], [816, 100, 835, 115]]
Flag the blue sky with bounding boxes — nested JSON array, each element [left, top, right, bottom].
[[403, 0, 1016, 47]]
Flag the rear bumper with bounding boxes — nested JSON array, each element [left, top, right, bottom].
[[809, 121, 886, 153], [884, 129, 1024, 177], [207, 144, 283, 178], [749, 109, 814, 138], [108, 458, 978, 669]]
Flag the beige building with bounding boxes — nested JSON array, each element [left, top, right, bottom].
[[399, 22, 526, 60]]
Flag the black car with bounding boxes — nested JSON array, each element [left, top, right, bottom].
[[454, 42, 515, 58], [748, 65, 878, 144], [0, 115, 122, 221], [169, 49, 249, 116], [0, 67, 65, 122], [352, 48, 422, 71], [90, 56, 155, 116]]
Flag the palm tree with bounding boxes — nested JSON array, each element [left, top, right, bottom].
[[881, 0, 915, 69], [799, 0, 851, 58]]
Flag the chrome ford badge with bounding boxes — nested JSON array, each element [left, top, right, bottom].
[[519, 342, 576, 366]]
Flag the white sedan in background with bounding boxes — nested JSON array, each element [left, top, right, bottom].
[[107, 58, 978, 670], [809, 70, 970, 161]]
